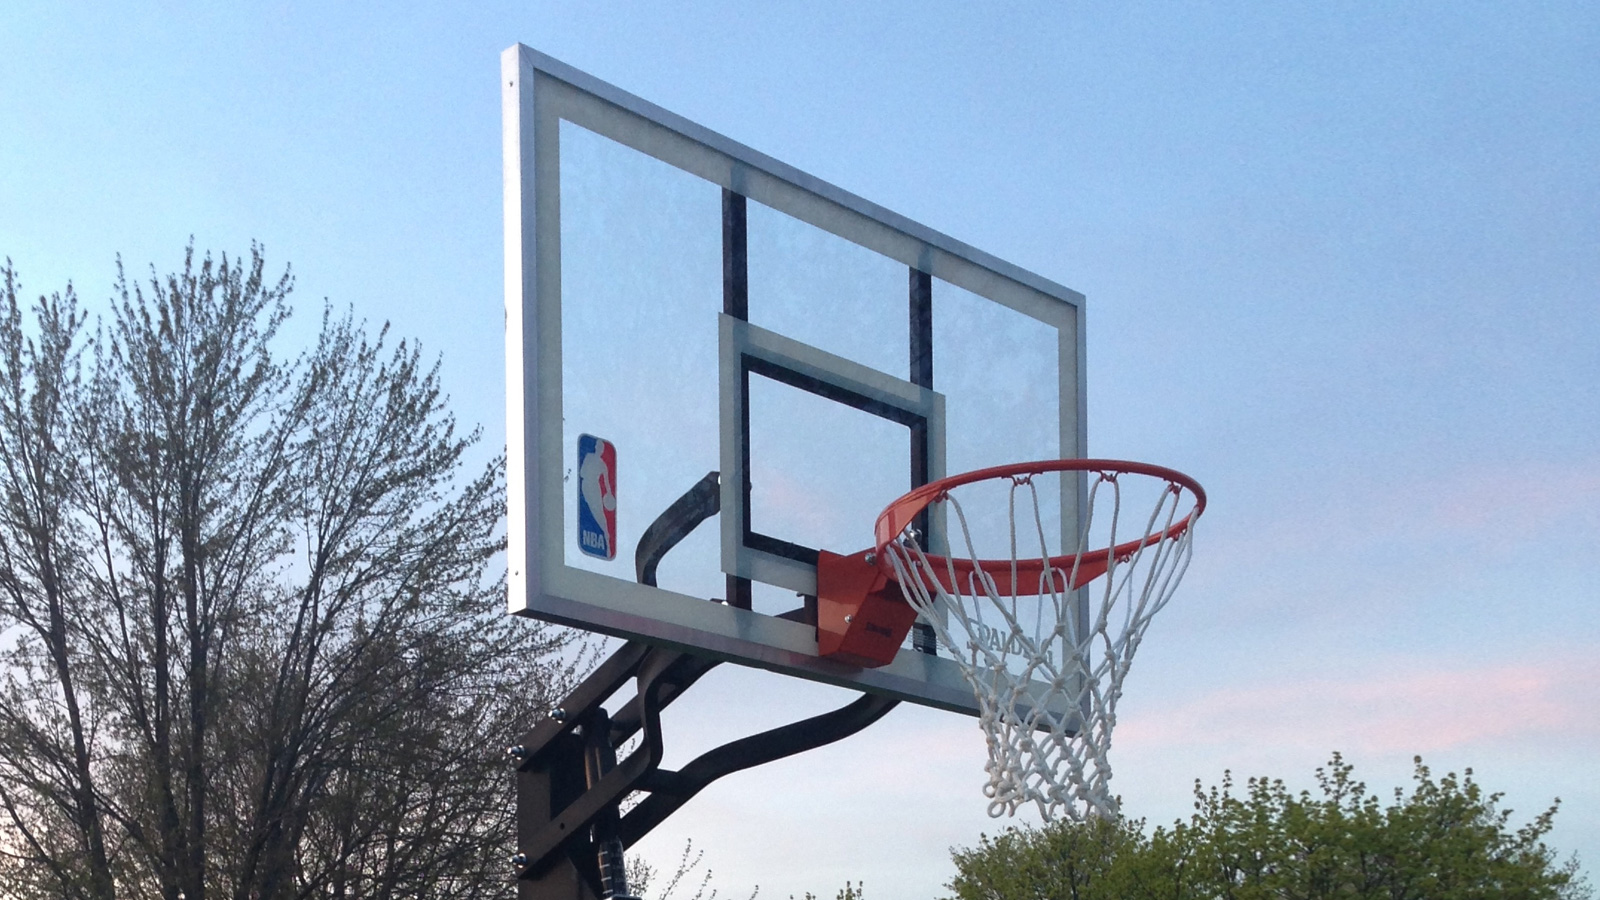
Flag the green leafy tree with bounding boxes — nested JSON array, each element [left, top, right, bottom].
[[0, 247, 583, 899], [949, 814, 1144, 900], [947, 754, 1590, 900]]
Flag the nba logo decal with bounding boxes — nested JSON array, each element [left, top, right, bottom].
[[576, 434, 617, 560]]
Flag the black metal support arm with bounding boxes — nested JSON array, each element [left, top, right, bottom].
[[617, 691, 897, 846], [634, 471, 720, 589], [511, 469, 900, 899]]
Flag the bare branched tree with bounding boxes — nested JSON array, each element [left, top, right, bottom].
[[0, 246, 583, 899]]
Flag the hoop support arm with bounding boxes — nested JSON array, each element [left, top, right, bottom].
[[618, 691, 898, 845], [513, 472, 901, 895]]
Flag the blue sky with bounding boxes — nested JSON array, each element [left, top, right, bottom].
[[4, 3, 1597, 897]]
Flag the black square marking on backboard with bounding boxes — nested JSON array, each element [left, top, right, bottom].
[[738, 354, 932, 566]]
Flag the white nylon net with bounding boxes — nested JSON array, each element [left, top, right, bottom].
[[883, 469, 1198, 821]]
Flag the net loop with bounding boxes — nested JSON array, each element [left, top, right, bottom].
[[876, 459, 1204, 821]]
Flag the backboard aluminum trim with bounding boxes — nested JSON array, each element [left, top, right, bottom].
[[503, 43, 1086, 718]]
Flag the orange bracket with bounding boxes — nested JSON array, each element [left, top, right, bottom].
[[815, 549, 919, 668]]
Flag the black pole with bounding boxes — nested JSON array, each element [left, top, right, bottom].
[[909, 267, 937, 655], [723, 188, 752, 611]]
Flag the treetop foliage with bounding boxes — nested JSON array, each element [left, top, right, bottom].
[[947, 753, 1589, 900], [0, 246, 583, 899]]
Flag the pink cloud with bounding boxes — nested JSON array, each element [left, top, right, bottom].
[[1217, 457, 1600, 562], [1118, 655, 1600, 755]]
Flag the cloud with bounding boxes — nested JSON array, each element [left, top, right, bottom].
[[1370, 459, 1600, 551], [1206, 456, 1600, 562], [1117, 654, 1600, 755], [1170, 454, 1600, 635]]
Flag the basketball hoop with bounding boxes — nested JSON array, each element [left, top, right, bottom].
[[816, 459, 1205, 821]]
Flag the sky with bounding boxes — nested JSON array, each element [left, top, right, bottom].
[[3, 2, 1598, 898]]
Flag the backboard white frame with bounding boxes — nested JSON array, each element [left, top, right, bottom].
[[503, 44, 1088, 714]]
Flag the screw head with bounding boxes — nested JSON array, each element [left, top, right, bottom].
[[511, 852, 529, 869], [864, 552, 876, 565], [844, 614, 854, 624], [549, 707, 567, 722], [507, 744, 528, 760]]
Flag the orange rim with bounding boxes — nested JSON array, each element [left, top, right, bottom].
[[873, 459, 1206, 596]]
